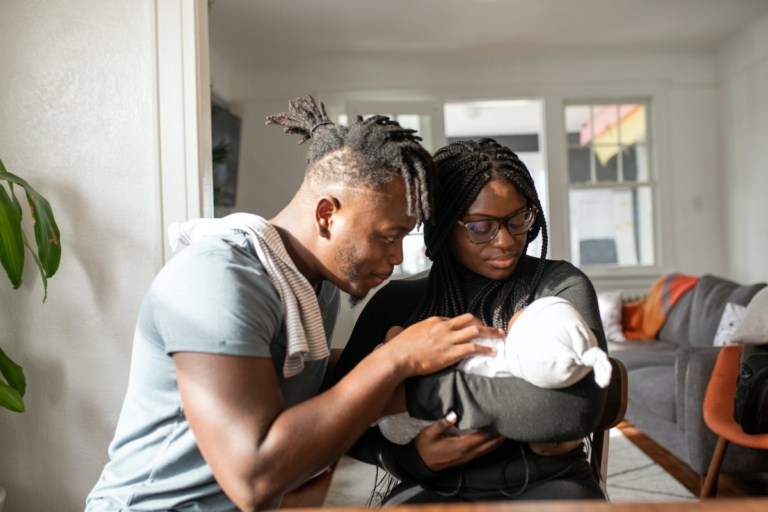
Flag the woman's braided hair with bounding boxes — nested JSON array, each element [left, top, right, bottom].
[[266, 96, 435, 225], [406, 138, 549, 330]]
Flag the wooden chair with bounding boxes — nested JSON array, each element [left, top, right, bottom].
[[700, 345, 768, 499], [590, 357, 629, 484]]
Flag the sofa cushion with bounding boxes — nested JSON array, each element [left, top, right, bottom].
[[688, 275, 766, 347], [729, 286, 768, 345], [608, 340, 678, 371], [628, 365, 677, 423], [657, 288, 694, 345]]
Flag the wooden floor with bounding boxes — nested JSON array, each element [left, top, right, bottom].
[[616, 421, 768, 498]]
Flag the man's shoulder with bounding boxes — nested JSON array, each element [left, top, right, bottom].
[[151, 233, 282, 317]]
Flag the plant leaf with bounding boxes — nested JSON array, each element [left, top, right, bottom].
[[0, 183, 25, 287], [0, 164, 61, 278], [0, 346, 26, 397], [22, 230, 47, 302], [0, 379, 25, 412]]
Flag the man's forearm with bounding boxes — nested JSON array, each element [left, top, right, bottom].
[[236, 345, 409, 509]]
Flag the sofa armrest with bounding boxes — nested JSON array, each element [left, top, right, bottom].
[[675, 346, 715, 431], [680, 346, 721, 474]]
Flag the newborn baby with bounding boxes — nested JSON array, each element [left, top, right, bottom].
[[375, 296, 612, 445]]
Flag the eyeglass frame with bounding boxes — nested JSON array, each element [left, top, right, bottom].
[[456, 206, 539, 244]]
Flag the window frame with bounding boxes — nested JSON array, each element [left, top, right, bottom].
[[563, 98, 662, 277]]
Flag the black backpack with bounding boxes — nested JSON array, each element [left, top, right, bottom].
[[733, 344, 768, 435]]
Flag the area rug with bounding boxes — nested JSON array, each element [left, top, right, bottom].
[[323, 428, 696, 507]]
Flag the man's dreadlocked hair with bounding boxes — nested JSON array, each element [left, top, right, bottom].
[[406, 138, 549, 330], [266, 96, 435, 225]]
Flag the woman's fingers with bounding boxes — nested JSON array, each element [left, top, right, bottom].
[[420, 411, 458, 438], [383, 326, 404, 343]]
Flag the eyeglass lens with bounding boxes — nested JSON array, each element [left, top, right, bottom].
[[465, 210, 535, 242]]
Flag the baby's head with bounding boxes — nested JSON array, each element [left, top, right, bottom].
[[506, 296, 610, 388], [507, 297, 593, 349]]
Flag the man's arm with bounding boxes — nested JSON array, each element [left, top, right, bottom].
[[175, 314, 500, 511]]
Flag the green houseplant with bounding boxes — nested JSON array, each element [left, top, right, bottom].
[[0, 156, 61, 413]]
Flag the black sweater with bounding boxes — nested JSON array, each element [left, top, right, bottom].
[[333, 257, 608, 489]]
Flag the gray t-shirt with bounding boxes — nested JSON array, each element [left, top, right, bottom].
[[86, 233, 340, 511]]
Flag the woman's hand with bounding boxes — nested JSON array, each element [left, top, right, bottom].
[[414, 412, 505, 472], [527, 439, 583, 457]]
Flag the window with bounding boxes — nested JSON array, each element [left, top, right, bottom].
[[565, 103, 655, 268]]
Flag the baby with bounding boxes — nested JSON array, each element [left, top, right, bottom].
[[375, 296, 612, 446]]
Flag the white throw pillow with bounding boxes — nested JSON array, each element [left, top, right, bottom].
[[728, 286, 768, 345], [713, 302, 747, 346], [597, 290, 625, 342]]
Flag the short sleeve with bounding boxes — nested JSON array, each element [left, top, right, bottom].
[[143, 235, 284, 358]]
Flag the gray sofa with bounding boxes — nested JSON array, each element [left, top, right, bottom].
[[608, 274, 768, 477]]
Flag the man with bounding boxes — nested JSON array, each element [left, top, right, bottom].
[[86, 97, 503, 511]]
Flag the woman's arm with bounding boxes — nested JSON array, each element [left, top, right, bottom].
[[405, 261, 609, 442], [336, 279, 504, 475]]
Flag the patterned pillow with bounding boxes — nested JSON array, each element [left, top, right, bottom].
[[713, 302, 747, 346], [597, 290, 625, 342], [729, 286, 768, 345]]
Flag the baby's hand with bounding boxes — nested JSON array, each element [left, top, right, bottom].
[[528, 439, 582, 457]]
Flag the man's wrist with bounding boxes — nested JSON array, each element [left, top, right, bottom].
[[373, 342, 412, 381]]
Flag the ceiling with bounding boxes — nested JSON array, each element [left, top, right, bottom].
[[209, 0, 768, 73]]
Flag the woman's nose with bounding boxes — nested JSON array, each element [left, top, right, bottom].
[[491, 222, 518, 249]]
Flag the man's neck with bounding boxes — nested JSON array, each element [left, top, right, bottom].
[[270, 205, 322, 287]]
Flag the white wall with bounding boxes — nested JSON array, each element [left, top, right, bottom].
[[0, 1, 162, 511], [720, 14, 768, 284], [216, 50, 727, 296]]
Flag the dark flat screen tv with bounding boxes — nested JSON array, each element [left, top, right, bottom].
[[211, 103, 242, 207]]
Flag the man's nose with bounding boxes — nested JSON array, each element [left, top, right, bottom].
[[389, 241, 405, 266]]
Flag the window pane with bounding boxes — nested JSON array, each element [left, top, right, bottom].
[[595, 146, 619, 182], [391, 229, 431, 277], [565, 105, 591, 147], [568, 146, 591, 183], [619, 104, 647, 145], [569, 187, 654, 267], [591, 105, 619, 145], [622, 144, 650, 182]]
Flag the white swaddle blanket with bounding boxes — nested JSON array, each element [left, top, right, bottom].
[[376, 296, 612, 444], [168, 213, 329, 378]]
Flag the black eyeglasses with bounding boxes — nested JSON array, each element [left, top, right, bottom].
[[456, 207, 538, 244]]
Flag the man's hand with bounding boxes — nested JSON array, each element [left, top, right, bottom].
[[382, 314, 504, 377], [414, 412, 505, 472]]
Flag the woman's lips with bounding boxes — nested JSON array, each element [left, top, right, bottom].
[[487, 257, 515, 269]]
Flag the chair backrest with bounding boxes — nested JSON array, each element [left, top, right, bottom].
[[591, 357, 629, 483], [596, 357, 629, 431]]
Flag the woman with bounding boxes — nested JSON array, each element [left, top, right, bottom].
[[334, 138, 608, 504]]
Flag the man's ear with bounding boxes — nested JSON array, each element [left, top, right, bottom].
[[315, 195, 341, 239]]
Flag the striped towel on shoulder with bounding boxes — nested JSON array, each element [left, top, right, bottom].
[[168, 213, 329, 377]]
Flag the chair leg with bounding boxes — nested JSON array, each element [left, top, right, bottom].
[[590, 431, 607, 484], [700, 437, 729, 499]]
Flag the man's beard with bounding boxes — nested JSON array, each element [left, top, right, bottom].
[[334, 238, 368, 308]]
